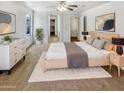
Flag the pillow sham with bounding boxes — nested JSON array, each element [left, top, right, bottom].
[[92, 38, 105, 50], [86, 36, 98, 45], [104, 42, 114, 51], [86, 38, 95, 45]]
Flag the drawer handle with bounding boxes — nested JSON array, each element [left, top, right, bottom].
[[22, 42, 25, 44], [14, 46, 17, 48], [22, 48, 26, 50], [14, 52, 17, 55], [14, 59, 17, 62], [22, 54, 25, 56]]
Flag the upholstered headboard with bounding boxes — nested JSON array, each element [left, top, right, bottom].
[[89, 31, 119, 40], [89, 31, 119, 51]]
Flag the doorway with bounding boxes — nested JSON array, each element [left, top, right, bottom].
[[70, 17, 80, 42], [49, 15, 59, 42], [50, 19, 55, 36]]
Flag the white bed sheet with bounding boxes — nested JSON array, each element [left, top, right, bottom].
[[75, 42, 110, 59], [46, 42, 67, 60], [46, 42, 110, 60]]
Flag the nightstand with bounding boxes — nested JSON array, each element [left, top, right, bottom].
[[109, 51, 124, 77]]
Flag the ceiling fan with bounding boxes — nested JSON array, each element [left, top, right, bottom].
[[57, 1, 78, 11]]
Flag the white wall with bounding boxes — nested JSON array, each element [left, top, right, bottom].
[[34, 11, 81, 42], [81, 2, 124, 37], [34, 12, 67, 43], [62, 12, 71, 42], [34, 11, 49, 43], [0, 2, 33, 48], [79, 15, 84, 39], [62, 12, 81, 42], [34, 2, 124, 42], [34, 11, 63, 43], [71, 17, 79, 38]]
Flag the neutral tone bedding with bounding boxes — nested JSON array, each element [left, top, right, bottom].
[[64, 42, 88, 68], [44, 42, 110, 70], [75, 42, 110, 59], [46, 42, 66, 60]]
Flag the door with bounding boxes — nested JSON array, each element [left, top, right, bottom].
[[70, 17, 79, 42]]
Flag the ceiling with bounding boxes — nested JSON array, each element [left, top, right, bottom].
[[25, 1, 110, 12]]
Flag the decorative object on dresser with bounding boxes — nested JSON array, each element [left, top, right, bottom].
[[3, 36, 12, 44], [82, 31, 88, 40], [109, 51, 124, 77], [112, 38, 124, 55], [0, 38, 26, 75]]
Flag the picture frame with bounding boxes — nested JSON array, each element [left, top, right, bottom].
[[0, 10, 16, 35], [95, 13, 115, 32]]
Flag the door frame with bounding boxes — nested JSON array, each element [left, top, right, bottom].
[[48, 14, 60, 42]]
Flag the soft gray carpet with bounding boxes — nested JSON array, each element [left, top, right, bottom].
[[29, 52, 112, 82]]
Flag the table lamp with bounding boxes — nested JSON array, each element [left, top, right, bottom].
[[82, 32, 88, 40], [112, 38, 124, 55]]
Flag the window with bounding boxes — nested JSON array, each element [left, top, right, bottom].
[[26, 15, 32, 36]]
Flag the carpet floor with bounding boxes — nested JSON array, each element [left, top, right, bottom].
[[0, 44, 124, 90], [28, 52, 111, 82]]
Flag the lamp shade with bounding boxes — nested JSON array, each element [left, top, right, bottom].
[[112, 38, 124, 45], [82, 32, 88, 35]]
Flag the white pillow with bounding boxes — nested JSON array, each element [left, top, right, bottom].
[[92, 39, 105, 50], [86, 37, 98, 45], [86, 38, 94, 45]]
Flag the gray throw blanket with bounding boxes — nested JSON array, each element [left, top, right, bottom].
[[64, 42, 88, 68]]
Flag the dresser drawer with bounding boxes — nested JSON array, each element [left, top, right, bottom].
[[9, 43, 20, 53], [9, 44, 18, 51], [0, 39, 26, 70], [9, 50, 23, 68], [9, 54, 18, 69], [20, 41, 25, 45], [19, 52, 25, 59], [10, 42, 25, 53]]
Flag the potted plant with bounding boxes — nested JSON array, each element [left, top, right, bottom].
[[3, 36, 12, 44], [35, 28, 43, 44]]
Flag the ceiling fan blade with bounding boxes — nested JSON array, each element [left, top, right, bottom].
[[68, 5, 78, 7], [67, 7, 73, 11]]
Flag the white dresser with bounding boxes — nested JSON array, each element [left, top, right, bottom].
[[0, 39, 26, 74]]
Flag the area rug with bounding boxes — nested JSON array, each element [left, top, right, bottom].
[[28, 52, 112, 82]]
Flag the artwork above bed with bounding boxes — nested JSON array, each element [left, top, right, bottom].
[[95, 13, 115, 32]]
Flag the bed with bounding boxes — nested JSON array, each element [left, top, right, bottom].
[[44, 31, 119, 71]]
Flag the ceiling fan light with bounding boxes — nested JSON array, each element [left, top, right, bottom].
[[57, 6, 66, 11], [62, 7, 66, 11]]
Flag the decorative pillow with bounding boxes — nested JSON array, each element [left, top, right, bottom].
[[92, 39, 105, 50], [86, 36, 98, 45], [86, 38, 95, 45], [104, 42, 114, 51]]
